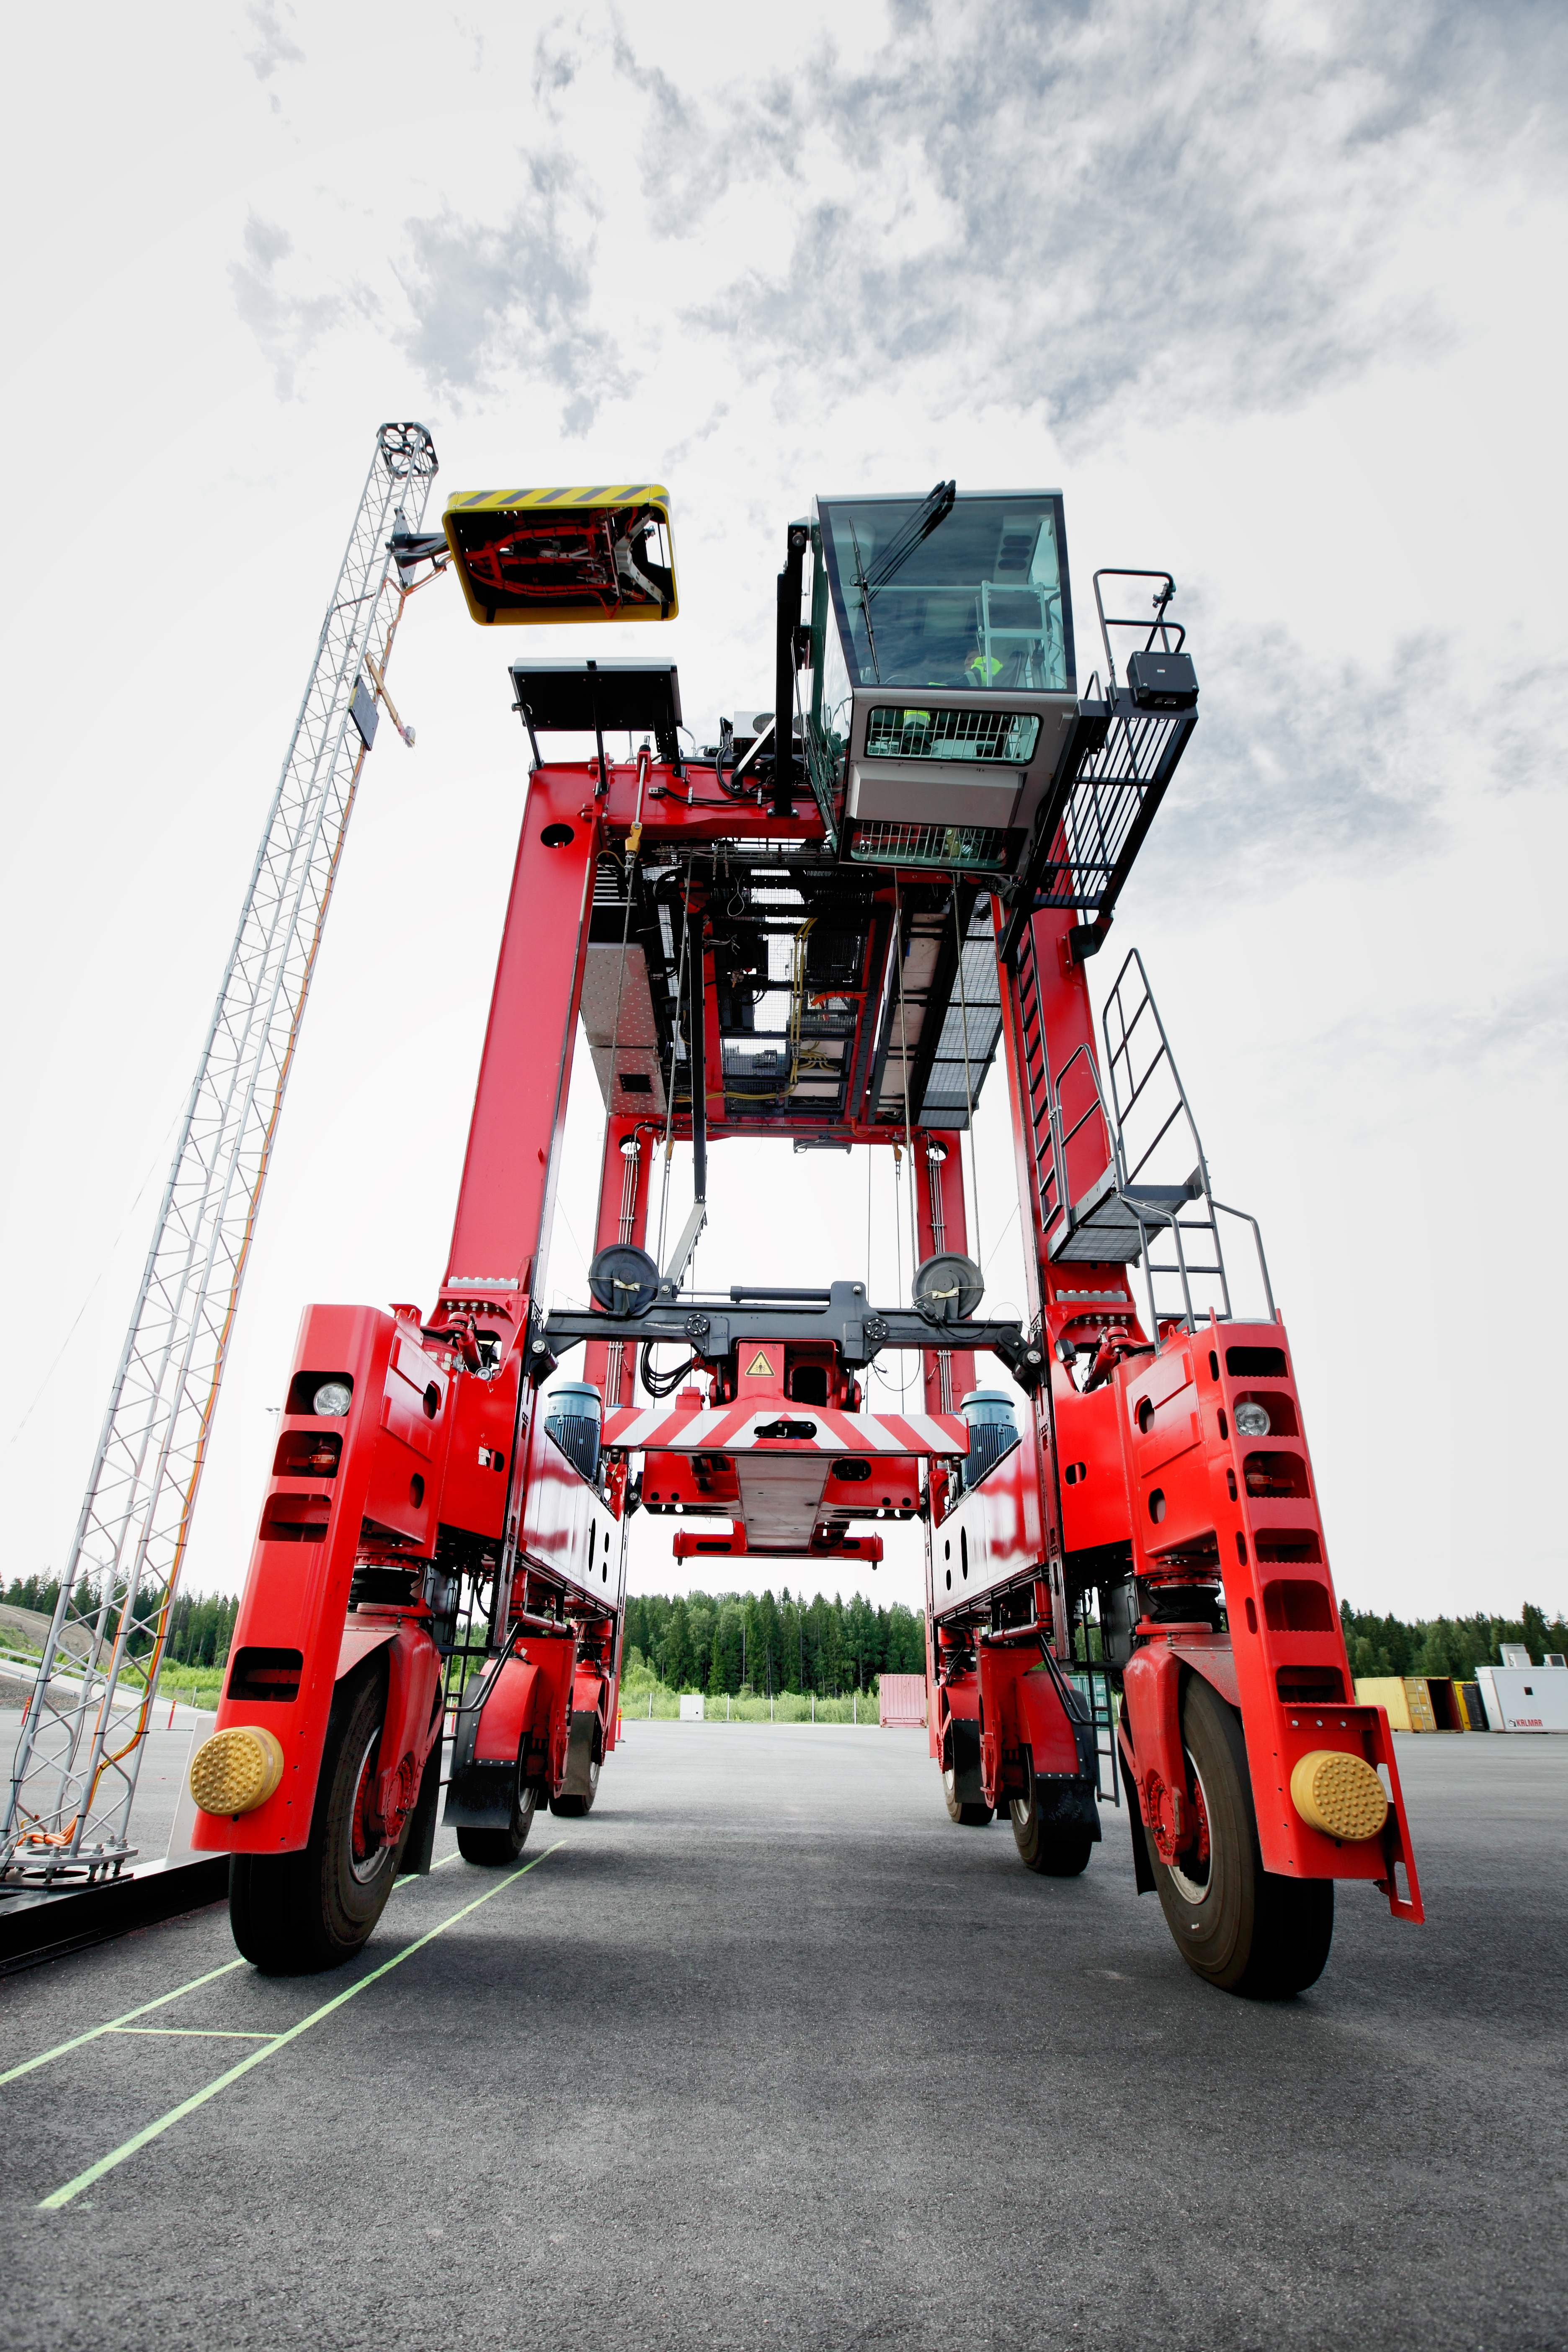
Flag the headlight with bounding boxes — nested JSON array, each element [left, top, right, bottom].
[[1234, 1400, 1271, 1438], [312, 1380, 353, 1416]]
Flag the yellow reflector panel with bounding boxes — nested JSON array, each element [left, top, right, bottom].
[[442, 485, 678, 626], [190, 1725, 286, 1816], [1289, 1749, 1388, 1842]]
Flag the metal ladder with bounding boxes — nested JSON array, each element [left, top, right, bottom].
[[1066, 1594, 1121, 1807], [1100, 949, 1276, 1336]]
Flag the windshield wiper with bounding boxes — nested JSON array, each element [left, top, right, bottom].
[[849, 521, 882, 683], [862, 479, 956, 591]]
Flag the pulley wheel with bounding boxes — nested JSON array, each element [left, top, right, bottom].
[[912, 1252, 984, 1326], [588, 1244, 660, 1318]]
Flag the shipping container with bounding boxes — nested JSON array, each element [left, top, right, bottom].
[[879, 1673, 927, 1728], [1472, 1665, 1568, 1732], [1353, 1676, 1439, 1732]]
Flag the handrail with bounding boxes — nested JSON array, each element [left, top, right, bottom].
[[1091, 569, 1185, 691], [1211, 1202, 1277, 1323]]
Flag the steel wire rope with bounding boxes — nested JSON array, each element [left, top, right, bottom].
[[588, 768, 647, 1400], [951, 885, 983, 1270], [644, 857, 700, 1405], [872, 1150, 915, 1397], [599, 753, 648, 1122], [653, 877, 691, 1275], [871, 878, 921, 1400], [892, 878, 920, 1276]]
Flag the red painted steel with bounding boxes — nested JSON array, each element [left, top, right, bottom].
[[582, 1117, 654, 1409], [196, 480, 1420, 1992], [441, 770, 598, 1300], [914, 1132, 975, 1415]]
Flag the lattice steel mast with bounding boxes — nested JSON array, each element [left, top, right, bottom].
[[3, 421, 441, 1881]]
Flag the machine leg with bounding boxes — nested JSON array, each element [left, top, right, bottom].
[[228, 1663, 408, 1974], [1141, 1677, 1334, 1997]]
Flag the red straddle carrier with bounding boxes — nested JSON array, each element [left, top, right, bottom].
[[190, 485, 1418, 1995]]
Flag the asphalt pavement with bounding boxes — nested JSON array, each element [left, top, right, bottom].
[[3, 1724, 1565, 2352]]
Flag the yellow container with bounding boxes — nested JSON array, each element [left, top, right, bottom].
[[1354, 1675, 1438, 1731]]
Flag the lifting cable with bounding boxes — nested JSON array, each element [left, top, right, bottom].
[[951, 886, 983, 1270], [653, 872, 692, 1276], [892, 876, 920, 1277], [600, 746, 651, 1114], [875, 881, 920, 1399], [873, 1148, 914, 1397]]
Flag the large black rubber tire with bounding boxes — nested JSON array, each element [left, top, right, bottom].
[[1010, 1766, 1094, 1877], [230, 1670, 406, 1973], [549, 1757, 599, 1818], [457, 1768, 538, 1865], [942, 1764, 993, 1827], [1150, 1675, 1334, 1998]]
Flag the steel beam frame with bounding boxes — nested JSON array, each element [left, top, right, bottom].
[[3, 424, 441, 1882]]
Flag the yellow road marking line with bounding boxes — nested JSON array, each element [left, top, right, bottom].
[[2, 1843, 467, 2087], [38, 1842, 563, 2210], [106, 2028, 278, 2040], [0, 1960, 248, 2086]]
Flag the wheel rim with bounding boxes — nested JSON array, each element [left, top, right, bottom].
[[1167, 1753, 1214, 1905], [942, 1767, 957, 1801], [348, 1729, 386, 1884]]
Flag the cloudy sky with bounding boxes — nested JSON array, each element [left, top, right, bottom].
[[3, 0, 1564, 1627]]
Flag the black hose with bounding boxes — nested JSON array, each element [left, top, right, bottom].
[[640, 1342, 698, 1398]]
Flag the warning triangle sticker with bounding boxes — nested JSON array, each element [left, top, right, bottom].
[[744, 1350, 775, 1378]]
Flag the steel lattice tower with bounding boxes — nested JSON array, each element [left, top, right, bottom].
[[3, 421, 440, 1880]]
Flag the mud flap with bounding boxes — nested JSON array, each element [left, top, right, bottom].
[[559, 1707, 599, 1800], [399, 1735, 442, 1875], [442, 1697, 518, 1830], [1033, 1771, 1102, 1843], [1122, 1760, 1157, 1895], [946, 1715, 985, 1809]]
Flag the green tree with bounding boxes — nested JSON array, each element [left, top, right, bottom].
[[753, 1589, 781, 1696], [686, 1597, 715, 1690], [658, 1598, 692, 1689], [711, 1601, 745, 1694], [779, 1591, 803, 1692]]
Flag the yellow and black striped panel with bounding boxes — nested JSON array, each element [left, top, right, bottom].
[[441, 485, 677, 628], [445, 484, 670, 513]]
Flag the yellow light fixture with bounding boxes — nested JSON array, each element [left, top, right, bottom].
[[189, 1725, 286, 1817], [1289, 1749, 1387, 1842]]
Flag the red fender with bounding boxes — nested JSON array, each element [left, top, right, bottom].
[[369, 1617, 442, 1838], [473, 1653, 541, 1764], [1120, 1634, 1240, 1862], [1121, 1640, 1195, 1860], [976, 1642, 1081, 1808], [472, 1630, 576, 1792]]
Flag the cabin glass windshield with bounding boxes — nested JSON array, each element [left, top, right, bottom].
[[816, 493, 1071, 694]]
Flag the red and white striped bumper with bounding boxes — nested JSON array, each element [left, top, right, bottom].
[[600, 1404, 968, 1456]]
